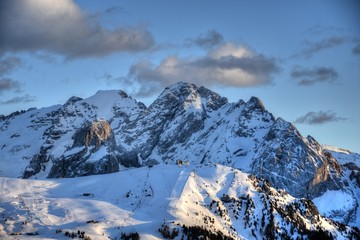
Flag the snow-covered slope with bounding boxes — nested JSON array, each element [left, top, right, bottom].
[[0, 164, 358, 239], [0, 82, 359, 228], [318, 146, 360, 227], [323, 145, 360, 165]]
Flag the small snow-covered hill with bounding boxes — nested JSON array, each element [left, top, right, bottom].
[[0, 164, 358, 239]]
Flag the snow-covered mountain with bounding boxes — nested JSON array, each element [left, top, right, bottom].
[[0, 82, 359, 239]]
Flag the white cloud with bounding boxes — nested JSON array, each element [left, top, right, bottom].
[[0, 0, 154, 58], [209, 43, 253, 59], [123, 43, 279, 96]]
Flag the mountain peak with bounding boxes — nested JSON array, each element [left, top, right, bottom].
[[150, 82, 227, 111], [158, 82, 198, 101], [64, 96, 83, 107], [91, 89, 129, 99], [246, 96, 266, 111], [163, 81, 197, 93]]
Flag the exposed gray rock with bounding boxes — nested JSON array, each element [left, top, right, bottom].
[[64, 96, 83, 107], [252, 118, 343, 198], [344, 162, 360, 187], [72, 120, 113, 150], [48, 120, 119, 178], [114, 82, 229, 164]]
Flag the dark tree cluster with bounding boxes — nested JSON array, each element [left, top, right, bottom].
[[62, 230, 91, 239], [158, 222, 236, 240], [120, 232, 140, 240], [243, 194, 255, 229], [158, 223, 179, 239], [180, 224, 234, 240]]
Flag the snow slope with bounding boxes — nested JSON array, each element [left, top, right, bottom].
[[0, 164, 358, 239], [323, 145, 360, 165]]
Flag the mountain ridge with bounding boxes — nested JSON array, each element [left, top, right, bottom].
[[0, 82, 359, 228]]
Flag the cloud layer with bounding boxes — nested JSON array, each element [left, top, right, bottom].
[[0, 0, 154, 58], [185, 30, 224, 49], [1, 95, 36, 104], [0, 78, 21, 94], [291, 66, 338, 86], [123, 43, 279, 96], [294, 110, 346, 125], [295, 37, 348, 58], [0, 56, 23, 96], [353, 43, 360, 55], [0, 56, 23, 76]]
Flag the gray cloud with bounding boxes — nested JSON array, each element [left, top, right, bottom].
[[303, 25, 345, 36], [0, 56, 23, 76], [0, 57, 23, 94], [1, 94, 36, 104], [185, 30, 224, 49], [0, 78, 21, 94], [89, 6, 127, 20], [291, 66, 339, 86], [104, 6, 126, 15], [353, 43, 360, 55], [294, 111, 347, 125], [121, 43, 279, 97], [32, 53, 58, 64], [0, 0, 154, 58], [295, 36, 348, 58]]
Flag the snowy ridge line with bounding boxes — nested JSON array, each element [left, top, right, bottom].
[[170, 167, 192, 200], [0, 82, 359, 232]]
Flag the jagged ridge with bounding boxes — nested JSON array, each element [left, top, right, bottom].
[[0, 82, 358, 226]]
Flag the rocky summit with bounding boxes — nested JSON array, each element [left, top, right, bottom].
[[0, 82, 359, 237]]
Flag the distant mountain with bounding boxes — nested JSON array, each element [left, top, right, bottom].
[[0, 82, 359, 236]]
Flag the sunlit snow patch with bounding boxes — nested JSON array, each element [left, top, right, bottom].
[[313, 190, 355, 223]]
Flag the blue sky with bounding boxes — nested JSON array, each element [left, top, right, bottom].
[[1, 0, 359, 152]]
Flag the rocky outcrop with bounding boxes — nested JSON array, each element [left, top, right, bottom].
[[114, 82, 230, 165], [308, 149, 343, 196], [48, 120, 119, 178], [73, 120, 113, 151], [344, 162, 360, 187], [22, 145, 53, 179], [251, 118, 343, 198]]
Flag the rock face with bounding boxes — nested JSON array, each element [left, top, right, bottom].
[[0, 82, 358, 224], [73, 120, 113, 151], [47, 120, 119, 178], [345, 162, 360, 187], [113, 83, 230, 167], [251, 118, 343, 198]]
